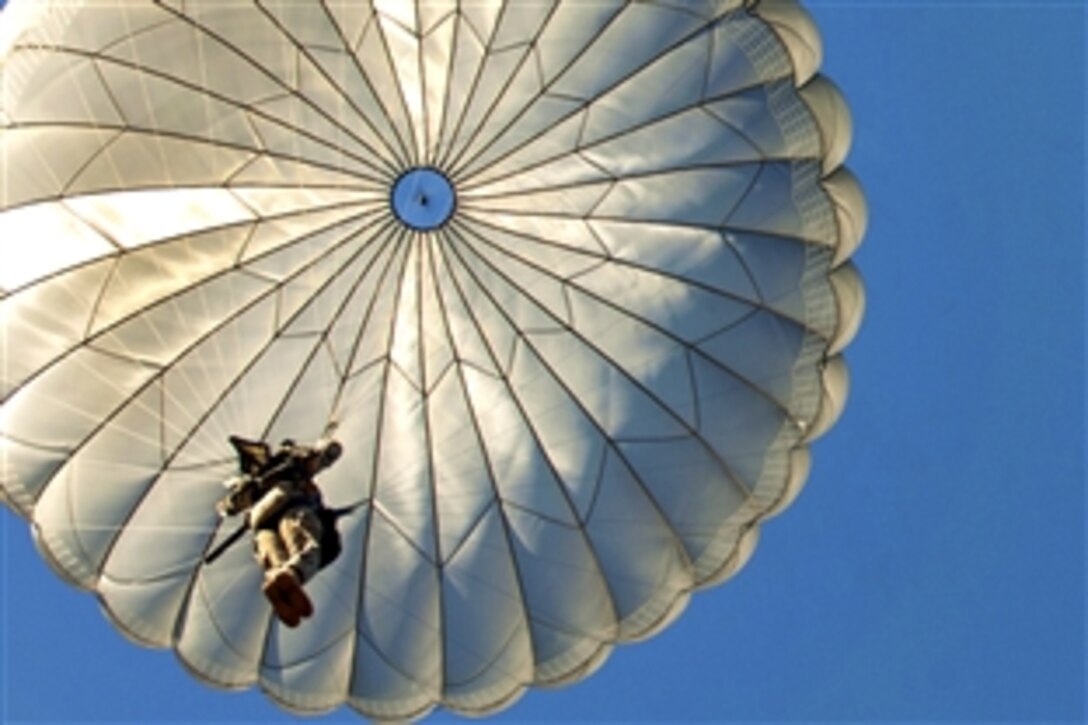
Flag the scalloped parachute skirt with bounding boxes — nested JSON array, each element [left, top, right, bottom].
[[0, 0, 866, 719]]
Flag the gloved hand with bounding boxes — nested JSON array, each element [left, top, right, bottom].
[[216, 497, 235, 518], [217, 474, 256, 517]]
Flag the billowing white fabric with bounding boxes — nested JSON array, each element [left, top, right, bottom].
[[0, 0, 865, 719]]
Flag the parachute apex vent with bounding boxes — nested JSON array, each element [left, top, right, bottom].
[[391, 167, 456, 231]]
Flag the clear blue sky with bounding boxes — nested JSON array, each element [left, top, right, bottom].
[[1, 2, 1084, 722]]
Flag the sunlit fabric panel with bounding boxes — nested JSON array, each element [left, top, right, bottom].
[[1, 0, 865, 719]]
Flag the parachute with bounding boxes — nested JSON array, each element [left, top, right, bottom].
[[0, 0, 865, 719]]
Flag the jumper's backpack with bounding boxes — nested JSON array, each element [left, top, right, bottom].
[[317, 506, 344, 567]]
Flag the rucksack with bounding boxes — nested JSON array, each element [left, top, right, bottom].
[[317, 506, 343, 567]]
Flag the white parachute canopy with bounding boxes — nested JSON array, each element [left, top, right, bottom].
[[0, 0, 865, 719]]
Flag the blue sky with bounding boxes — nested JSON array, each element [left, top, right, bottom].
[[1, 2, 1084, 722]]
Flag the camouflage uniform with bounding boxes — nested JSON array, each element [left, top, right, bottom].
[[218, 440, 333, 586]]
